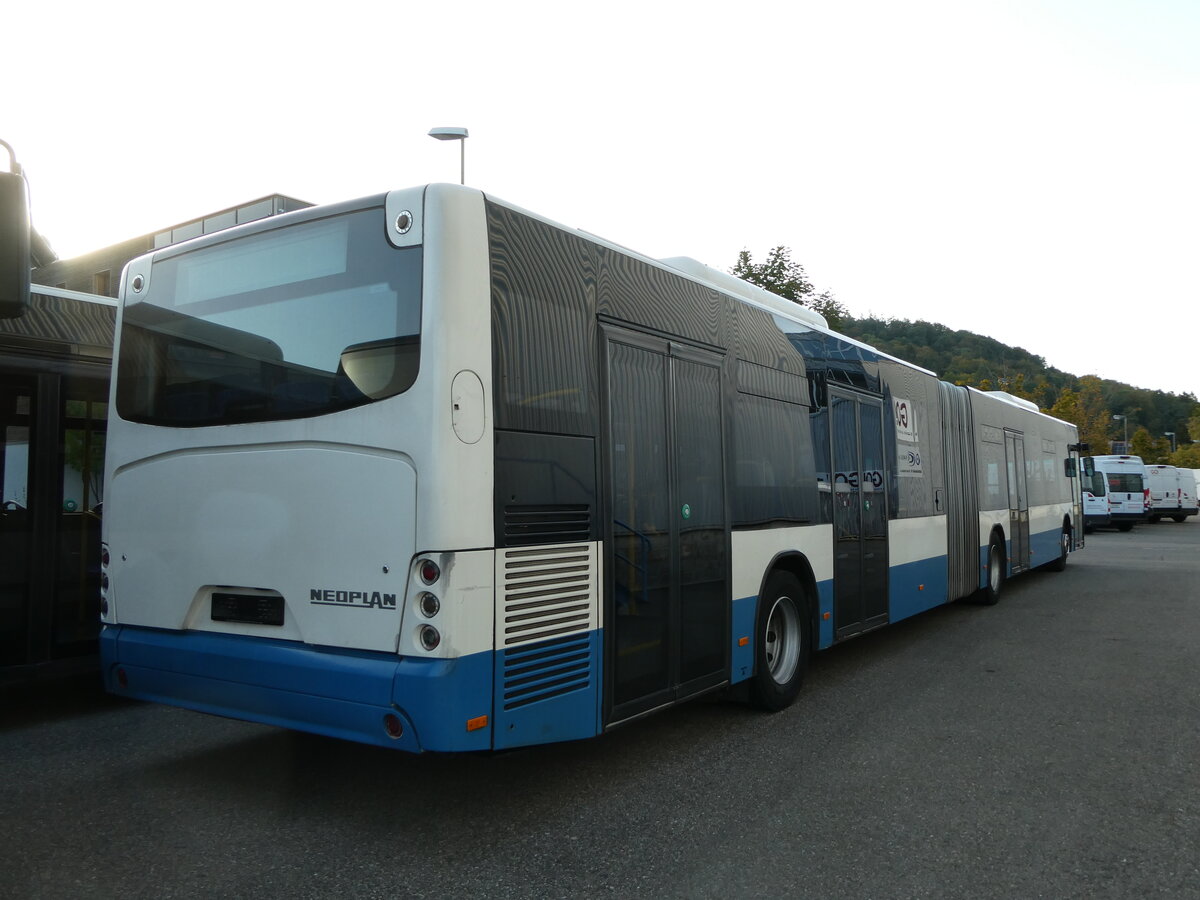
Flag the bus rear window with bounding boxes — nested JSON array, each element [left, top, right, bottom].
[[116, 208, 421, 426]]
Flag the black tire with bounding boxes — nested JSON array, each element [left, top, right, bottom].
[[1149, 515, 1161, 524], [1045, 525, 1069, 572], [749, 572, 810, 711], [1172, 514, 1187, 524], [1117, 522, 1134, 532], [980, 532, 1005, 605]]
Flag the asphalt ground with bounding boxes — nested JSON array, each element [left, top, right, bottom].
[[2, 520, 1197, 899]]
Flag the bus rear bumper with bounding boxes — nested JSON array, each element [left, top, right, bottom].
[[99, 625, 493, 753]]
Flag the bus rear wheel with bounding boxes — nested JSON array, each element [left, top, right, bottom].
[[750, 572, 810, 711]]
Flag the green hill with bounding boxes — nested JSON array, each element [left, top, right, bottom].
[[840, 315, 1198, 461]]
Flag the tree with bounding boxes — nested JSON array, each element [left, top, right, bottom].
[[731, 246, 849, 330], [731, 247, 812, 299], [1048, 387, 1080, 425], [1169, 444, 1200, 468], [1129, 426, 1170, 463], [809, 290, 849, 332], [1187, 406, 1200, 445], [1074, 376, 1112, 454]]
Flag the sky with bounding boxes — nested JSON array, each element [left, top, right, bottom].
[[6, 0, 1199, 399]]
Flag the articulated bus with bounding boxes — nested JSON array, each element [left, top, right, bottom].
[[2, 286, 113, 685], [100, 184, 1084, 751]]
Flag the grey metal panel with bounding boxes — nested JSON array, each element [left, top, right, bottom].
[[939, 382, 979, 600]]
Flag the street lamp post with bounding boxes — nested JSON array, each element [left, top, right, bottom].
[[1165, 432, 1176, 454], [428, 126, 469, 185], [1113, 414, 1127, 453]]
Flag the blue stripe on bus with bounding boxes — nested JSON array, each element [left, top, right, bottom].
[[731, 595, 756, 684], [100, 626, 494, 752], [1028, 526, 1064, 568], [975, 525, 1067, 586], [888, 555, 951, 623], [817, 580, 835, 649]]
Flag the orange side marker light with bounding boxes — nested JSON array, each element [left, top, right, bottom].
[[466, 715, 489, 732], [738, 636, 749, 647]]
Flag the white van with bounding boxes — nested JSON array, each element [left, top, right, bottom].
[[1089, 455, 1148, 531], [1080, 467, 1110, 532], [1146, 464, 1199, 523]]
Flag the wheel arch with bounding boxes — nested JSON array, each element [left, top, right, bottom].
[[756, 550, 821, 656]]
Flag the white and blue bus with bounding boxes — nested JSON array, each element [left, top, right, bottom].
[[100, 184, 1084, 751]]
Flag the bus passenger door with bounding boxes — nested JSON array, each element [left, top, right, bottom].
[[1004, 431, 1029, 573], [603, 329, 728, 725], [830, 390, 889, 638]]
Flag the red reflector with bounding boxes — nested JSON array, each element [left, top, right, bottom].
[[383, 714, 404, 739], [117, 667, 128, 688]]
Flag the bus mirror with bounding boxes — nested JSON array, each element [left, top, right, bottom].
[[0, 168, 30, 319], [1064, 458, 1077, 478], [1082, 458, 1094, 477]]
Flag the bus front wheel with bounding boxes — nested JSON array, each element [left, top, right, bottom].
[[750, 572, 810, 711]]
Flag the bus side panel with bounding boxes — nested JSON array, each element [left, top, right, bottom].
[[887, 515, 950, 623]]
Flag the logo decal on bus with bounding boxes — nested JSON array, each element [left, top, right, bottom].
[[310, 589, 397, 610], [894, 397, 917, 442]]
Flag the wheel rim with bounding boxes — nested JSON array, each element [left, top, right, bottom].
[[1060, 531, 1069, 558], [989, 544, 1002, 593], [764, 595, 802, 685]]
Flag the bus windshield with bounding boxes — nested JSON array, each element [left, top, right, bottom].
[[116, 207, 422, 427]]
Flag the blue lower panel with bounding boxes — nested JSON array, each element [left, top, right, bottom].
[[730, 595, 756, 684], [1028, 527, 1061, 567], [492, 631, 601, 750], [888, 555, 949, 623], [100, 626, 493, 753], [816, 579, 834, 649]]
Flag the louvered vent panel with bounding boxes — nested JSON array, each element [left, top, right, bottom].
[[503, 505, 590, 547], [498, 543, 598, 648], [501, 633, 592, 710]]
